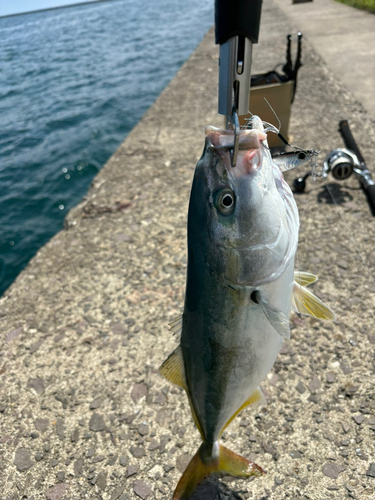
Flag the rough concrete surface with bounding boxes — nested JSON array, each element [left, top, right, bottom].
[[1, 1, 375, 499], [273, 0, 375, 121]]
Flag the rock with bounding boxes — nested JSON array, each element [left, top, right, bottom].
[[353, 415, 364, 425], [308, 375, 321, 393], [341, 422, 350, 433], [96, 471, 107, 491], [326, 373, 335, 383], [34, 418, 49, 433], [119, 455, 128, 467], [366, 463, 375, 478], [154, 393, 166, 405], [111, 323, 127, 335], [56, 419, 65, 440], [5, 326, 23, 343], [322, 463, 346, 479], [56, 471, 65, 482], [45, 483, 69, 500], [130, 446, 145, 458], [110, 485, 125, 500], [296, 381, 306, 394], [356, 449, 368, 461], [106, 454, 118, 466], [176, 453, 192, 473], [138, 422, 149, 435], [148, 439, 159, 451], [30, 340, 43, 353], [27, 378, 45, 395], [71, 428, 79, 443], [14, 448, 33, 471], [89, 413, 105, 432], [131, 384, 147, 403], [126, 464, 139, 477], [86, 448, 95, 457], [337, 260, 348, 269], [289, 450, 302, 459], [35, 452, 44, 462], [133, 480, 152, 499], [92, 455, 105, 463], [90, 397, 102, 409], [74, 458, 83, 476]]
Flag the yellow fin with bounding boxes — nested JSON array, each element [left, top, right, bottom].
[[159, 345, 187, 391], [220, 387, 265, 436], [160, 345, 204, 439], [292, 283, 336, 320], [172, 442, 264, 500], [294, 271, 318, 286]]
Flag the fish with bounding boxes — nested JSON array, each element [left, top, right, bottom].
[[272, 148, 319, 172], [160, 116, 335, 499]]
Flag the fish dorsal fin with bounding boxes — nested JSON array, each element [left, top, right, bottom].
[[168, 315, 183, 336], [220, 387, 265, 436], [292, 283, 336, 320], [258, 294, 290, 339], [294, 271, 318, 286], [159, 345, 187, 391]]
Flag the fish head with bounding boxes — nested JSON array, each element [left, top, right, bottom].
[[188, 116, 299, 287]]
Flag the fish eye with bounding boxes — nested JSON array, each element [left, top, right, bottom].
[[298, 152, 306, 160], [216, 189, 235, 215]]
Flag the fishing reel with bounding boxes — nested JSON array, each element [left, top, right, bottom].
[[292, 120, 375, 215], [293, 148, 358, 192]]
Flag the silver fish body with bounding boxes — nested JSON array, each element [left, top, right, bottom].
[[181, 117, 299, 443]]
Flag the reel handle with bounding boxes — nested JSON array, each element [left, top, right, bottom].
[[338, 120, 365, 164]]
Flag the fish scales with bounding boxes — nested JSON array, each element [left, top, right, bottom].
[[160, 116, 334, 499]]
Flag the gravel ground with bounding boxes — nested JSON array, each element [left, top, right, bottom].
[[1, 1, 375, 499]]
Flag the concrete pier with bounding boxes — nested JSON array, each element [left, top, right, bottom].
[[1, 0, 375, 499]]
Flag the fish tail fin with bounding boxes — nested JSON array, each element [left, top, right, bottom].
[[172, 442, 264, 500]]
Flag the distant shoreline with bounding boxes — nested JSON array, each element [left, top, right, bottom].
[[0, 0, 117, 19]]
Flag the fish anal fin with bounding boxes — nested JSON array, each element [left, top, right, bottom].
[[159, 345, 187, 391], [220, 387, 265, 436], [294, 271, 318, 286], [293, 283, 336, 320], [172, 442, 264, 500]]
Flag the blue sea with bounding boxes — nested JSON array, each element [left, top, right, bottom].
[[0, 0, 213, 296]]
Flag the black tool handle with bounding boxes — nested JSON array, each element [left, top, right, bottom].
[[365, 184, 375, 215], [215, 0, 263, 45], [338, 119, 365, 164]]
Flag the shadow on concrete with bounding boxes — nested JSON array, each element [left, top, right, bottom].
[[316, 182, 353, 205], [189, 477, 266, 500]]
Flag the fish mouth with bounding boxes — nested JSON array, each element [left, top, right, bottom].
[[205, 126, 266, 176], [205, 126, 266, 150]]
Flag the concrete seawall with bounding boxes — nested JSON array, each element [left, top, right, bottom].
[[1, 1, 375, 499]]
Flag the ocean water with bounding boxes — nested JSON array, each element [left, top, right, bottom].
[[0, 0, 213, 296]]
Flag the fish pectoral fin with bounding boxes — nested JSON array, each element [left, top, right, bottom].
[[259, 298, 290, 339], [159, 345, 187, 391], [292, 283, 336, 320], [168, 314, 183, 337], [220, 387, 265, 436], [294, 271, 318, 286], [172, 442, 264, 500]]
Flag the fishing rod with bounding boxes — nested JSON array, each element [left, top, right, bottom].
[[293, 120, 375, 215], [215, 0, 262, 167]]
